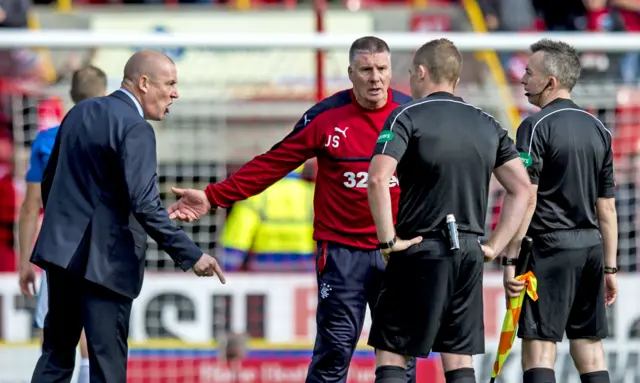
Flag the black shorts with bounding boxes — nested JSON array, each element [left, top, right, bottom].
[[367, 233, 485, 358], [517, 229, 608, 342]]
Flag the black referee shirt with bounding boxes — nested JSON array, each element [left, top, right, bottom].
[[515, 98, 615, 235], [372, 91, 519, 238]]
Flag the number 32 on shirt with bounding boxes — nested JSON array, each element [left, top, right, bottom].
[[343, 171, 399, 189]]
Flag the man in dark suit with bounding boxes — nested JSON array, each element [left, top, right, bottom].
[[29, 50, 225, 383]]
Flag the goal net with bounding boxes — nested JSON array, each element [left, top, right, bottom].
[[1, 30, 639, 383]]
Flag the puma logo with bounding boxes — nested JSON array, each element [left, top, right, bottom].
[[334, 126, 348, 137]]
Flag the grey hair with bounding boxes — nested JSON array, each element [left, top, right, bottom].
[[530, 38, 581, 91], [348, 36, 391, 63]]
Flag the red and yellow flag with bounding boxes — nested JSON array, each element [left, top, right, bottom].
[[491, 270, 538, 380]]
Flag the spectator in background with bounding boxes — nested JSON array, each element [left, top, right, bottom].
[[0, 130, 16, 272], [0, 0, 51, 156], [0, 0, 87, 85], [584, 0, 612, 30], [533, 0, 586, 31], [0, 0, 48, 83], [0, 0, 29, 28], [610, 0, 640, 84], [580, 0, 620, 82], [479, 0, 535, 32], [219, 163, 315, 272], [479, 0, 536, 85]]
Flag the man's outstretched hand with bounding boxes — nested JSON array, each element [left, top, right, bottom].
[[193, 253, 226, 284], [168, 188, 212, 222]]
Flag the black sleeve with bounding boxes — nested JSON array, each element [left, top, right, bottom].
[[494, 121, 519, 168], [515, 118, 545, 185], [121, 123, 203, 271], [372, 107, 413, 161], [599, 134, 615, 198]]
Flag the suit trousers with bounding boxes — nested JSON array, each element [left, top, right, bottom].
[[31, 266, 133, 383]]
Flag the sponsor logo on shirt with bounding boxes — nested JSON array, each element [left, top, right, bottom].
[[377, 131, 394, 143]]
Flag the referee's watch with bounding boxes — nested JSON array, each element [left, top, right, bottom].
[[501, 257, 517, 266], [604, 266, 618, 274], [377, 236, 397, 250]]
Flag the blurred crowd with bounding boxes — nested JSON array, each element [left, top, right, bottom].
[[480, 0, 640, 85], [1, 0, 640, 273]]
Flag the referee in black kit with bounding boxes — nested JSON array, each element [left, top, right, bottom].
[[365, 38, 532, 383], [503, 39, 618, 383]]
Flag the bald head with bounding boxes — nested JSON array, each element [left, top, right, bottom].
[[121, 50, 179, 121], [123, 50, 174, 84]]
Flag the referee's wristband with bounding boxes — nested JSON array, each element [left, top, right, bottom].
[[501, 257, 517, 266], [604, 266, 618, 274]]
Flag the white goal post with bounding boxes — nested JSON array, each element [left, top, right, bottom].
[[1, 30, 640, 51]]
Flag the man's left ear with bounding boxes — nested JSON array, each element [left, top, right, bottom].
[[140, 76, 149, 94], [417, 65, 427, 81]]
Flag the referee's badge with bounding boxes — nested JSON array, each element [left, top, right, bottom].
[[519, 152, 533, 168], [377, 131, 394, 143]]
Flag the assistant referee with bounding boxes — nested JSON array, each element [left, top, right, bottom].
[[503, 39, 618, 383], [365, 38, 532, 383]]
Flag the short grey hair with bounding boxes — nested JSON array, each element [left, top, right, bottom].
[[348, 36, 390, 64], [530, 39, 581, 91]]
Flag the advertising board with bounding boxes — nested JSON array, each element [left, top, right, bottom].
[[0, 273, 638, 382], [126, 348, 443, 383]]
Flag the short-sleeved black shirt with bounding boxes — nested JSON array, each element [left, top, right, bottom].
[[515, 98, 614, 235], [372, 91, 519, 238]]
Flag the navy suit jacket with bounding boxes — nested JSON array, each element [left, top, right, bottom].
[[32, 91, 202, 299]]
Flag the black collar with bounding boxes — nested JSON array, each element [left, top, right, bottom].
[[425, 91, 463, 102], [543, 97, 575, 109]]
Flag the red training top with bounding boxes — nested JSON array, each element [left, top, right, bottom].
[[206, 88, 412, 249]]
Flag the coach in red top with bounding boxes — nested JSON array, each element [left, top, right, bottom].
[[169, 37, 417, 383]]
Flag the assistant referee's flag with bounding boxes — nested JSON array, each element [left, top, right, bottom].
[[490, 237, 538, 383]]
